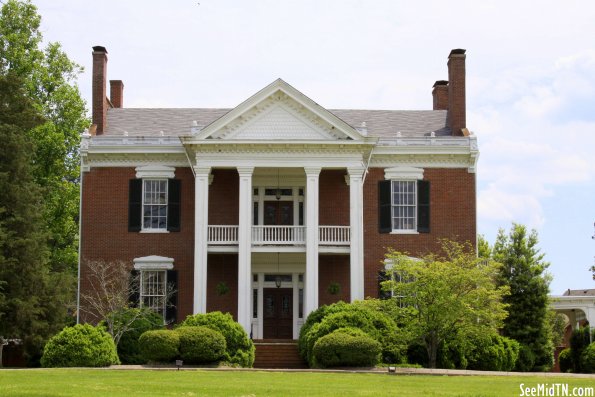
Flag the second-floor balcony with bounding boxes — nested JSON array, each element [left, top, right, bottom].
[[207, 225, 350, 249]]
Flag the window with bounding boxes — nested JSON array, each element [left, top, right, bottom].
[[143, 179, 168, 230], [140, 270, 167, 319], [391, 180, 416, 231]]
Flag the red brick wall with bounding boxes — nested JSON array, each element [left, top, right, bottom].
[[319, 255, 351, 306], [319, 169, 349, 226], [362, 167, 476, 298], [206, 254, 238, 320], [209, 169, 239, 225], [80, 167, 196, 322]]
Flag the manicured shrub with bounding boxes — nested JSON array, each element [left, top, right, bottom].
[[299, 301, 401, 366], [139, 329, 179, 363], [467, 334, 519, 372], [176, 326, 226, 365], [312, 328, 381, 368], [558, 348, 572, 373], [515, 344, 536, 372], [570, 327, 591, 372], [580, 343, 595, 374], [103, 308, 164, 364], [179, 312, 254, 367], [41, 324, 119, 367]]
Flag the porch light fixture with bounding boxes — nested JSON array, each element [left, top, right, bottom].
[[275, 252, 282, 288]]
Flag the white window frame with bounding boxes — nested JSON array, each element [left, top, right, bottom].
[[252, 186, 305, 226], [142, 179, 168, 231], [384, 167, 424, 234], [133, 256, 174, 322], [135, 166, 175, 233], [140, 270, 167, 320], [391, 180, 417, 233]]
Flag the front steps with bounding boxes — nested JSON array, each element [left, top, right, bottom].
[[253, 339, 308, 369]]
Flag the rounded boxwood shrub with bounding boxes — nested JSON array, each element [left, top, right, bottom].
[[103, 308, 164, 364], [139, 329, 179, 363], [580, 343, 595, 374], [41, 324, 119, 367], [299, 302, 399, 367], [312, 327, 381, 368], [176, 326, 226, 365], [179, 312, 254, 367], [467, 334, 519, 372], [559, 348, 572, 373]]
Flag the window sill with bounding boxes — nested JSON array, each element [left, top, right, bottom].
[[390, 230, 419, 235], [140, 229, 170, 234]]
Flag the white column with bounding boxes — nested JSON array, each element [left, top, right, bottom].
[[304, 166, 321, 317], [237, 166, 254, 334], [348, 167, 365, 302], [193, 166, 211, 313]]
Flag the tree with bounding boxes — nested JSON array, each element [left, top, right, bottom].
[[0, 74, 73, 364], [0, 0, 88, 277], [492, 223, 553, 371], [384, 240, 509, 368]]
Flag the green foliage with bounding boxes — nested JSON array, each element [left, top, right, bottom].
[[175, 326, 226, 365], [312, 327, 381, 368], [580, 343, 595, 374], [298, 301, 403, 367], [384, 240, 509, 368], [466, 333, 520, 372], [179, 312, 254, 367], [558, 348, 572, 373], [40, 324, 119, 367], [570, 327, 592, 373], [493, 224, 553, 371], [102, 308, 164, 364], [139, 330, 179, 363], [515, 344, 536, 372]]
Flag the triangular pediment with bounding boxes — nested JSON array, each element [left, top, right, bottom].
[[194, 79, 364, 141]]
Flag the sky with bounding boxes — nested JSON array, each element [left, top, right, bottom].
[[32, 0, 595, 294]]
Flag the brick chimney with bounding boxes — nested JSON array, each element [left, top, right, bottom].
[[92, 46, 109, 134], [447, 49, 466, 136], [110, 80, 124, 108], [432, 80, 449, 110]]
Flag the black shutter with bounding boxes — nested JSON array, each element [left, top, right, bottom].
[[378, 180, 392, 233], [167, 179, 181, 232], [128, 179, 142, 232], [417, 180, 430, 233], [378, 271, 391, 300], [129, 270, 140, 307], [166, 270, 178, 324]]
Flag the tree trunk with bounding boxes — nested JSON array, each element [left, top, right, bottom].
[[426, 334, 438, 369]]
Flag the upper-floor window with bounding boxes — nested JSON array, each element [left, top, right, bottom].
[[143, 179, 168, 230], [392, 180, 417, 231]]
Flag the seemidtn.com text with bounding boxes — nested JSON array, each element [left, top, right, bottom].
[[520, 384, 594, 397]]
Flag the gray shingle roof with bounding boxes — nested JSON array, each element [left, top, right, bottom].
[[104, 107, 450, 138]]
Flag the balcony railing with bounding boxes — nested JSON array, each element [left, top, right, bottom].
[[208, 225, 239, 245], [319, 226, 350, 245], [252, 225, 306, 245], [207, 225, 351, 247]]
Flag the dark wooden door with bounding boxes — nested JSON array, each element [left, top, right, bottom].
[[263, 288, 293, 339], [264, 201, 293, 225]]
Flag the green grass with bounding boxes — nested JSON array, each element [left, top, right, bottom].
[[0, 369, 594, 397]]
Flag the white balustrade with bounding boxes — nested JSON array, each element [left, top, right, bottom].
[[207, 225, 239, 245], [252, 226, 306, 245], [319, 226, 351, 245]]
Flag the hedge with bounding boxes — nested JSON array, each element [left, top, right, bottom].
[[558, 348, 572, 373], [312, 327, 381, 368], [41, 324, 119, 367], [176, 326, 226, 364], [580, 343, 595, 374], [179, 312, 254, 367], [139, 329, 179, 363]]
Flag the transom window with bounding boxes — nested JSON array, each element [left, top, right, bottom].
[[140, 270, 167, 319], [391, 180, 416, 231], [143, 179, 168, 230]]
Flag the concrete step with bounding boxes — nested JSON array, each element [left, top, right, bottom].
[[253, 339, 308, 369]]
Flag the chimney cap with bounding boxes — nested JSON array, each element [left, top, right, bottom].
[[449, 48, 466, 56], [433, 80, 448, 87], [92, 46, 108, 54]]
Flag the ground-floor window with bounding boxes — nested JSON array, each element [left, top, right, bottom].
[[140, 270, 167, 319]]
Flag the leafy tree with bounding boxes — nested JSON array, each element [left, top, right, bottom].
[[478, 234, 492, 259], [384, 240, 509, 368], [0, 0, 88, 277], [492, 223, 553, 371], [0, 74, 73, 364]]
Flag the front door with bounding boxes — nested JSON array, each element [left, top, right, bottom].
[[264, 201, 293, 225], [263, 288, 293, 339]]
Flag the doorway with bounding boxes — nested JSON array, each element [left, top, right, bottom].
[[263, 288, 293, 339], [264, 201, 293, 225]]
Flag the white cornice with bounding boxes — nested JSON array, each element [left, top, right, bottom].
[[135, 165, 175, 179], [133, 255, 174, 270], [384, 166, 424, 180]]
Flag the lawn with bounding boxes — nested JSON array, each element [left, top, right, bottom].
[[1, 369, 594, 397]]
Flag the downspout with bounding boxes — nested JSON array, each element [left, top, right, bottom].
[[76, 131, 89, 324], [179, 137, 196, 177], [362, 144, 375, 184]]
